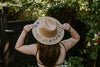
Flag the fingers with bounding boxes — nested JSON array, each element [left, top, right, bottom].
[[26, 24, 34, 29], [60, 25, 64, 29], [29, 24, 34, 28], [60, 24, 67, 29], [60, 23, 70, 30], [23, 24, 34, 33]]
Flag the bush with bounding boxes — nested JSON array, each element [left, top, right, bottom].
[[46, 1, 100, 67]]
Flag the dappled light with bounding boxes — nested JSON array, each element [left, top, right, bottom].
[[0, 0, 100, 67]]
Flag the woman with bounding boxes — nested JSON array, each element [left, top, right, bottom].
[[15, 17, 80, 67]]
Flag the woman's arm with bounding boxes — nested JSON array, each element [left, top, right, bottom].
[[15, 30, 27, 49], [15, 24, 37, 56], [61, 23, 80, 51]]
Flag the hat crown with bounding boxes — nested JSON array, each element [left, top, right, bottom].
[[38, 17, 57, 31], [38, 17, 57, 38]]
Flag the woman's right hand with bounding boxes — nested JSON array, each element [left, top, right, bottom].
[[60, 23, 71, 31], [23, 24, 34, 33]]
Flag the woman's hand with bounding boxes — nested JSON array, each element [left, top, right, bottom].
[[23, 24, 34, 33], [60, 23, 71, 31]]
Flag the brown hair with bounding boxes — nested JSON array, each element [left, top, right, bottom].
[[37, 42, 61, 67]]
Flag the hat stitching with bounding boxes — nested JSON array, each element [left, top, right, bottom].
[[34, 21, 63, 43]]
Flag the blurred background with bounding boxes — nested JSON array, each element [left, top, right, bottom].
[[0, 0, 100, 67]]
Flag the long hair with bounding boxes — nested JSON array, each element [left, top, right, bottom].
[[37, 42, 61, 67]]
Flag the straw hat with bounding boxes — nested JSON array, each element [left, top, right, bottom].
[[32, 16, 64, 45]]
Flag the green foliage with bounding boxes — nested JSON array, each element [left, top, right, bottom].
[[78, 1, 100, 67], [67, 56, 84, 67], [46, 0, 100, 67], [79, 0, 100, 42], [90, 51, 98, 60], [4, 1, 45, 21], [46, 2, 78, 23], [3, 0, 68, 21]]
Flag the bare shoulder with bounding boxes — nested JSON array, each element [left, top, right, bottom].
[[59, 42, 67, 52]]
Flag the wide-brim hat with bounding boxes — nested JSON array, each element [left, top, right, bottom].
[[32, 16, 64, 45]]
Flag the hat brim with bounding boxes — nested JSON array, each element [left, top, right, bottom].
[[32, 17, 64, 45]]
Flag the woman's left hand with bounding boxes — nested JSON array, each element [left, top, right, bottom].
[[23, 24, 34, 33], [60, 23, 71, 31]]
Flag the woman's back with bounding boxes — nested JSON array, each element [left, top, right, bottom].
[[36, 42, 67, 67]]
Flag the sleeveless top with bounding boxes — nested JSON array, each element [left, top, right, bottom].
[[36, 42, 66, 66]]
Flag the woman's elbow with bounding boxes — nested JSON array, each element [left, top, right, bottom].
[[76, 36, 80, 42], [15, 45, 19, 51], [15, 47, 17, 50]]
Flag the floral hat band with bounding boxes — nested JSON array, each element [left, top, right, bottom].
[[32, 16, 64, 45]]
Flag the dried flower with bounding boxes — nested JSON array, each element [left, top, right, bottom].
[[87, 41, 91, 47], [94, 34, 98, 38], [92, 38, 96, 41], [93, 43, 98, 46]]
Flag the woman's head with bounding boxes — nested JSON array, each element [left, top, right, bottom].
[[37, 42, 61, 67], [32, 16, 64, 45]]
